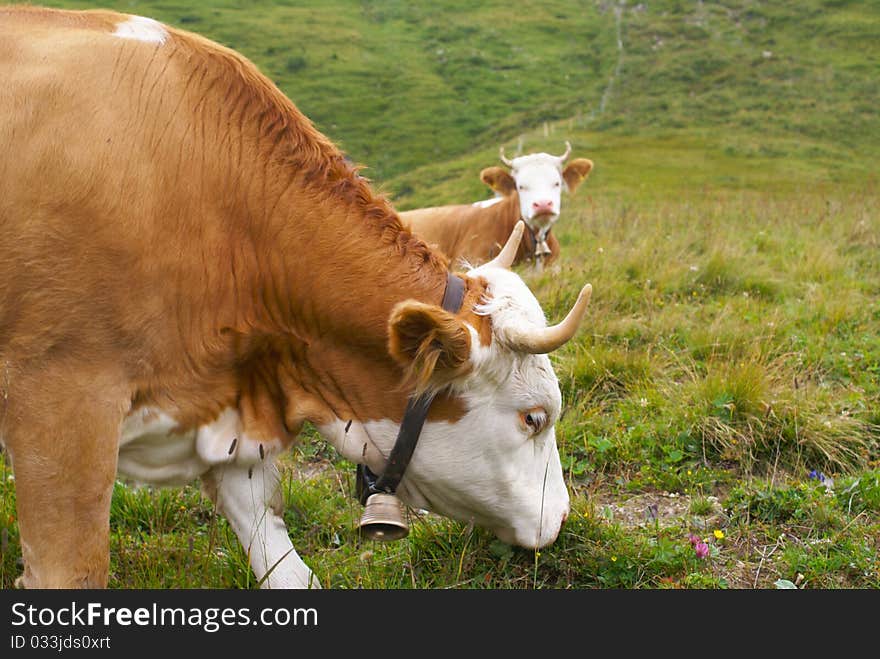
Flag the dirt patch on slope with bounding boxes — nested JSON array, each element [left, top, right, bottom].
[[593, 491, 728, 530]]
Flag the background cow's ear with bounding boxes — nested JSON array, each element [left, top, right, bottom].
[[480, 166, 517, 195], [388, 301, 472, 392], [562, 158, 594, 193]]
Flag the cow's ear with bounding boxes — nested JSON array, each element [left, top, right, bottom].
[[480, 166, 516, 195], [562, 158, 594, 194], [388, 301, 472, 392]]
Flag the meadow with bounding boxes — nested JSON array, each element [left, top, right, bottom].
[[1, 0, 877, 588]]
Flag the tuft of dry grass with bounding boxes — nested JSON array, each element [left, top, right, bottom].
[[686, 357, 876, 475]]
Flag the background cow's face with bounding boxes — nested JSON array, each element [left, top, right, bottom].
[[511, 154, 567, 233], [481, 149, 594, 236], [386, 266, 588, 549]]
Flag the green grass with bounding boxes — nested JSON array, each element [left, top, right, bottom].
[[1, 0, 879, 588]]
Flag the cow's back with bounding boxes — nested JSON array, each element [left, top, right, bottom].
[[400, 194, 523, 266], [399, 204, 484, 262], [0, 7, 233, 367], [1, 6, 200, 234]]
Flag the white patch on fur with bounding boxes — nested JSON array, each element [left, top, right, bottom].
[[236, 434, 285, 464], [472, 196, 504, 209], [120, 406, 180, 445], [190, 407, 285, 467], [113, 16, 168, 44], [118, 405, 283, 485], [208, 461, 319, 589], [194, 407, 240, 465], [118, 407, 206, 486], [317, 417, 388, 474]]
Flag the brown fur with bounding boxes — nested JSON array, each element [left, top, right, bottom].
[[0, 6, 480, 587], [460, 275, 493, 348]]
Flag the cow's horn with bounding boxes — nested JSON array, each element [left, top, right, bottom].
[[499, 145, 514, 168], [506, 283, 592, 354], [556, 141, 572, 163], [485, 221, 525, 270]]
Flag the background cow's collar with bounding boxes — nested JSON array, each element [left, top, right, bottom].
[[357, 271, 466, 503], [522, 222, 553, 261]]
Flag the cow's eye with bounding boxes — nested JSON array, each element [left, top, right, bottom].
[[518, 184, 528, 192], [554, 181, 560, 187], [520, 407, 548, 435]]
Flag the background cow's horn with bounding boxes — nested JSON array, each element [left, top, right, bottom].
[[485, 221, 525, 270], [499, 146, 514, 168], [506, 283, 592, 354], [556, 140, 572, 163]]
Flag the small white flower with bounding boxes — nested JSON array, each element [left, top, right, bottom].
[[689, 265, 698, 272]]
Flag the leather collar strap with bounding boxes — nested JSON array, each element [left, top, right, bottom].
[[524, 222, 537, 258], [441, 270, 466, 313], [523, 223, 552, 260], [357, 271, 467, 504]]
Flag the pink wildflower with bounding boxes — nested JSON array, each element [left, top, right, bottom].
[[695, 542, 710, 559], [688, 533, 701, 546]]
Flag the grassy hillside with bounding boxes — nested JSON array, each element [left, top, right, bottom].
[[390, 0, 880, 205], [21, 0, 879, 195], [1, 1, 878, 589], [24, 0, 619, 181]]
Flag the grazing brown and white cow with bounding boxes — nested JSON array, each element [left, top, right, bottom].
[[400, 145, 594, 269], [0, 7, 592, 589]]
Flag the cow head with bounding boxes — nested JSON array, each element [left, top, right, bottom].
[[480, 142, 593, 237], [379, 222, 590, 548]]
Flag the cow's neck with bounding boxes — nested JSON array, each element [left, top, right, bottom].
[[228, 139, 458, 428], [163, 51, 451, 353], [156, 47, 455, 433], [236, 175, 447, 346]]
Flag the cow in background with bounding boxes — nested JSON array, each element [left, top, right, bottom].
[[400, 143, 593, 270]]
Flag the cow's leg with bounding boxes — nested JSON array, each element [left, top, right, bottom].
[[201, 461, 320, 589], [3, 362, 128, 588]]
